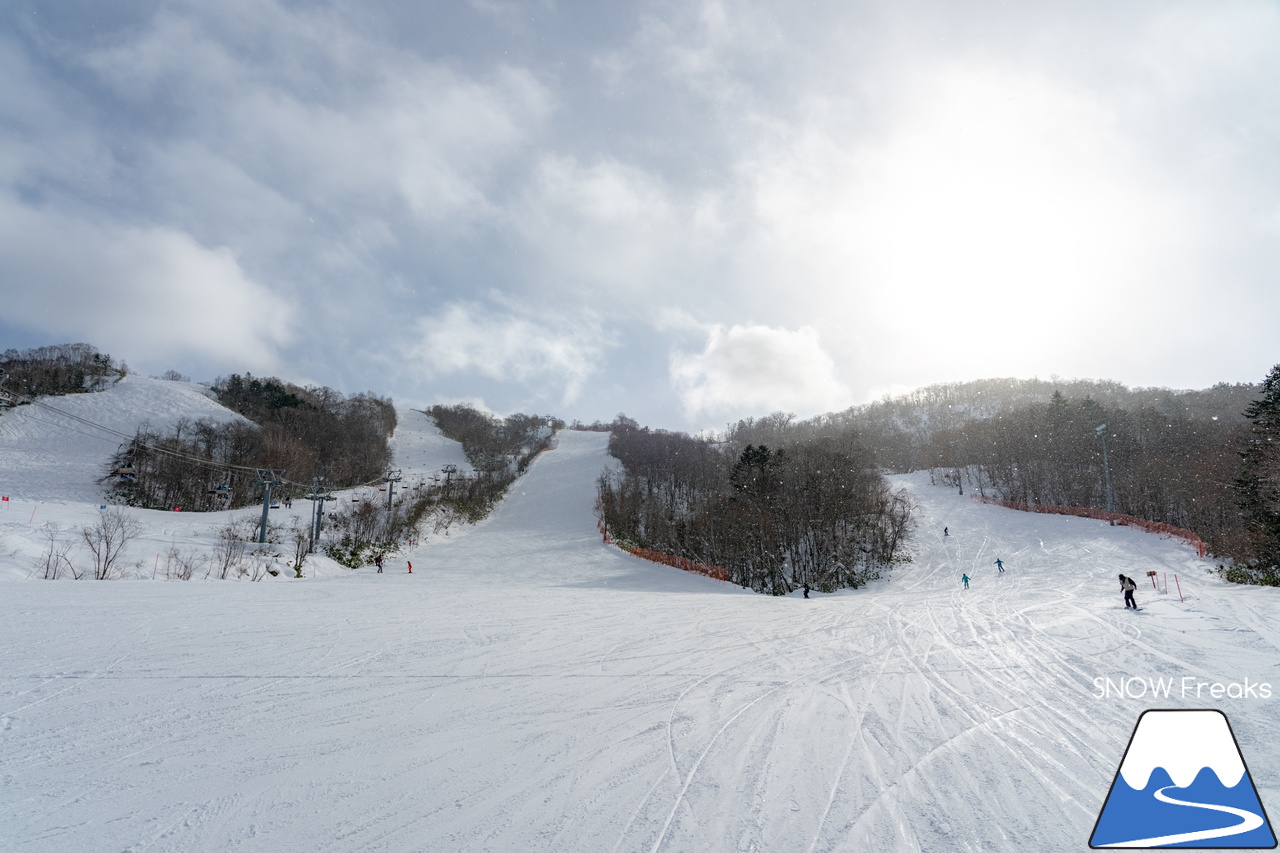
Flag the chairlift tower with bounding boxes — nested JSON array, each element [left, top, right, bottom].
[[255, 469, 284, 543], [383, 469, 402, 509], [304, 478, 337, 552]]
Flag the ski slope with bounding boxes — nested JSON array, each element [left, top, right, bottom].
[[2, 403, 1279, 852], [0, 375, 247, 504]]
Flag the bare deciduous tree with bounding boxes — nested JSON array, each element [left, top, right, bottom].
[[211, 524, 248, 579], [163, 546, 204, 580], [36, 521, 76, 580], [81, 507, 142, 580], [289, 521, 310, 578]]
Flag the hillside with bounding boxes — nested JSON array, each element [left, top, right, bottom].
[[0, 380, 472, 581], [2, 403, 1279, 851], [0, 375, 246, 504]]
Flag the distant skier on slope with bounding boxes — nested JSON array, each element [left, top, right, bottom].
[[994, 558, 1005, 572], [375, 554, 383, 573], [1119, 574, 1138, 609], [803, 582, 810, 599], [944, 526, 949, 537], [962, 574, 970, 589], [407, 560, 413, 574]]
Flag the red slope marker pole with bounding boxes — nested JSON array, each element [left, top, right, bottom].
[[1174, 574, 1183, 603]]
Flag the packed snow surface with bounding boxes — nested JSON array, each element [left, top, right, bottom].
[[1, 382, 1278, 852]]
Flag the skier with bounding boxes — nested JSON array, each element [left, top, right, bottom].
[[944, 526, 949, 537], [1119, 574, 1137, 609], [962, 573, 970, 589], [375, 554, 383, 573], [803, 582, 810, 599], [994, 558, 1005, 572], [407, 560, 413, 574]]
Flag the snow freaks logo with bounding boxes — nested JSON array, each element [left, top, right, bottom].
[[1093, 677, 1273, 701], [1090, 710, 1277, 849]]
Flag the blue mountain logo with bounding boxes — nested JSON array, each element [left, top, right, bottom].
[[1091, 709, 1276, 848]]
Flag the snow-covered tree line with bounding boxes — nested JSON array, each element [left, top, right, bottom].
[[1234, 364, 1280, 582], [793, 372, 1278, 583], [1, 343, 126, 397], [927, 392, 1246, 553], [107, 374, 396, 511], [424, 404, 564, 522], [597, 418, 914, 595]]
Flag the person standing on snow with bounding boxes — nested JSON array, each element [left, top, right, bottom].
[[803, 582, 810, 599], [944, 527, 949, 537], [374, 554, 383, 573], [994, 558, 1005, 572], [407, 560, 413, 574], [1119, 574, 1137, 609], [962, 574, 970, 589]]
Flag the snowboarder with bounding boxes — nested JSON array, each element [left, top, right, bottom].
[[407, 560, 413, 574], [962, 574, 970, 589], [375, 554, 383, 573], [994, 558, 1005, 572], [1119, 573, 1137, 609]]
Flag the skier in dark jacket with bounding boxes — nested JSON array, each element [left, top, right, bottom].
[[1119, 574, 1137, 609]]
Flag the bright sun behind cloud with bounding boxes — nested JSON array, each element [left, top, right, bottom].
[[744, 61, 1198, 388]]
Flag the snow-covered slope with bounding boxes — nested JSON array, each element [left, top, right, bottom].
[[385, 407, 472, 497], [2, 419, 1279, 852], [0, 375, 247, 503]]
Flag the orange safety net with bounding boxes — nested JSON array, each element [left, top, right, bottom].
[[970, 495, 1207, 558], [597, 519, 729, 582]]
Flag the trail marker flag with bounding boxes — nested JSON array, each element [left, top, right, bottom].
[[1090, 709, 1276, 848]]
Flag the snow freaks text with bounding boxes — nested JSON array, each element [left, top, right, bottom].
[[1092, 676, 1273, 701]]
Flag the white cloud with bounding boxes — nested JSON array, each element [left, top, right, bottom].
[[0, 195, 292, 372], [508, 155, 721, 301], [406, 303, 612, 405], [670, 323, 851, 419], [77, 2, 552, 230]]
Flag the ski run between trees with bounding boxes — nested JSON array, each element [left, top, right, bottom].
[[2, 414, 1279, 852]]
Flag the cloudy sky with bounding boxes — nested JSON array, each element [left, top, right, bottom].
[[2, 0, 1277, 431]]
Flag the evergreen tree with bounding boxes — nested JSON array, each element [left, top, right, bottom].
[[730, 445, 781, 503], [1236, 364, 1280, 576]]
